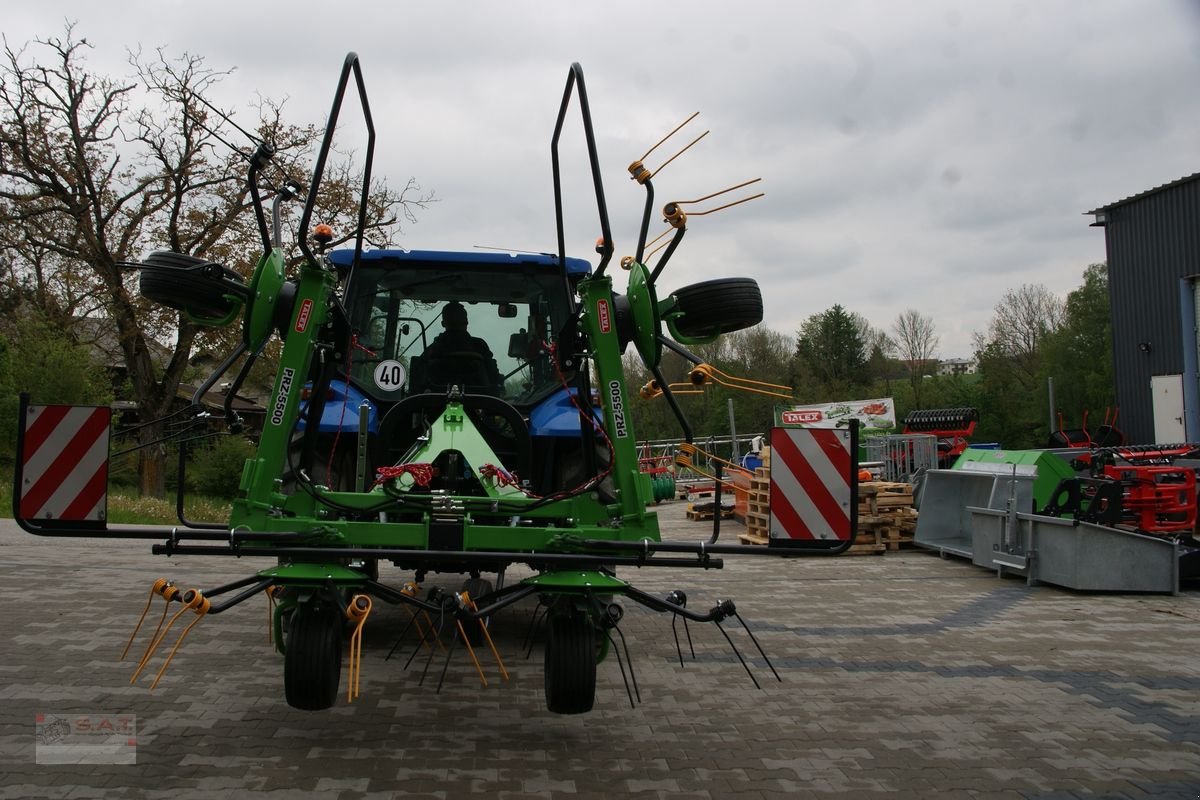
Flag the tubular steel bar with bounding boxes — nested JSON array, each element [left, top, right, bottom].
[[551, 63, 614, 282], [149, 542, 725, 570], [296, 52, 376, 275]]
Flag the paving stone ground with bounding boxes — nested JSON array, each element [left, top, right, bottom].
[[1, 504, 1198, 799]]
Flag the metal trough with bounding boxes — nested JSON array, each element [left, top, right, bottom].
[[913, 467, 1035, 558], [969, 508, 1179, 594]]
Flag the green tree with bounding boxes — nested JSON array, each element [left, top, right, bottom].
[[795, 304, 867, 395], [1038, 263, 1114, 435], [0, 310, 112, 465]]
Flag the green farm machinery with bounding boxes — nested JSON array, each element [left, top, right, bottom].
[[14, 56, 833, 713]]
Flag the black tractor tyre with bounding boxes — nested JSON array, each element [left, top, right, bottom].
[[670, 277, 763, 339], [284, 599, 343, 711], [138, 251, 245, 319], [544, 609, 597, 715]]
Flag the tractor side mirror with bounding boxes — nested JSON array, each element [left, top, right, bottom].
[[498, 303, 518, 318], [508, 329, 531, 359]]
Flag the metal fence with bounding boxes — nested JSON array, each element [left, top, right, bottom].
[[863, 434, 939, 482]]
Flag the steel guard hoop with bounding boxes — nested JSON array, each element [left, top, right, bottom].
[[551, 63, 613, 287], [296, 52, 376, 279]]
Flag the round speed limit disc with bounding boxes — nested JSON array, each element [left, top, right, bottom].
[[373, 359, 407, 391]]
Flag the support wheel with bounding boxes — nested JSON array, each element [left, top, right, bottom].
[[138, 251, 246, 321], [544, 608, 597, 715], [284, 599, 343, 710], [669, 277, 763, 338]]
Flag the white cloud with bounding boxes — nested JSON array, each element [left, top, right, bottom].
[[6, 0, 1199, 356]]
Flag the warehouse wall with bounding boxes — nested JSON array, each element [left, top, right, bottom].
[[1099, 176, 1200, 444]]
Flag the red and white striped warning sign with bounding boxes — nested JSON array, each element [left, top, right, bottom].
[[768, 426, 856, 545], [19, 402, 111, 524]]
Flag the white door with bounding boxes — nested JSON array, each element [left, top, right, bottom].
[[1151, 374, 1186, 443]]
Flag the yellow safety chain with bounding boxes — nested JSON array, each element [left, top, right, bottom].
[[346, 595, 372, 702]]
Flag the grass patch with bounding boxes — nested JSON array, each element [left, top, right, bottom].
[[105, 490, 232, 525], [0, 477, 232, 526]]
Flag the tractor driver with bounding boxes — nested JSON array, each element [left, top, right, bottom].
[[424, 301, 504, 394]]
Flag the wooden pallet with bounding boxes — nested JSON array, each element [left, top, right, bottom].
[[843, 527, 887, 555], [738, 530, 769, 545], [854, 481, 917, 551], [686, 507, 734, 521]]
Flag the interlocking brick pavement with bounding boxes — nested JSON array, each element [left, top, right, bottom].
[[1, 505, 1198, 798]]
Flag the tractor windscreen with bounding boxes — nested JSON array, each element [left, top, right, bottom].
[[341, 254, 578, 407]]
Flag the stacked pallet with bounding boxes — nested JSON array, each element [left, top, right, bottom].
[[855, 481, 918, 553], [740, 467, 771, 545], [686, 501, 734, 521]]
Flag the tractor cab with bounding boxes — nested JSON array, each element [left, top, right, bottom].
[[313, 248, 597, 497], [331, 248, 589, 409]]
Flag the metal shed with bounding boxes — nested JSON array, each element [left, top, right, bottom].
[[1088, 172, 1200, 445]]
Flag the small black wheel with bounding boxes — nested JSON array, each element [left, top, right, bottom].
[[284, 598, 343, 710], [544, 607, 597, 715], [669, 277, 763, 338], [458, 577, 493, 647], [138, 251, 246, 320]]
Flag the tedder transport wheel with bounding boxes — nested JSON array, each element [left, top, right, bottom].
[[284, 599, 343, 710], [670, 277, 763, 339], [544, 607, 597, 715], [138, 251, 246, 320]]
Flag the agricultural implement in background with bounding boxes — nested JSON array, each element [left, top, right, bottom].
[[1046, 408, 1124, 449], [1041, 443, 1200, 536], [903, 407, 979, 469], [14, 56, 849, 714]]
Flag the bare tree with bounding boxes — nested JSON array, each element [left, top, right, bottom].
[[971, 284, 1064, 389], [893, 309, 939, 403], [0, 26, 432, 495], [853, 311, 895, 385]]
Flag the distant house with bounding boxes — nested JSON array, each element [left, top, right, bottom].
[[937, 358, 977, 376]]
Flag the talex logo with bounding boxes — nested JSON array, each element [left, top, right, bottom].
[[782, 410, 822, 425], [597, 299, 611, 334], [294, 299, 313, 333], [608, 380, 627, 438], [271, 368, 295, 426]]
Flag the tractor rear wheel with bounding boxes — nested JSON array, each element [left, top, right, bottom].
[[544, 608, 597, 714], [670, 277, 763, 338], [284, 599, 343, 710]]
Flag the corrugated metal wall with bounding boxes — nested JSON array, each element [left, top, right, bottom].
[[1101, 177, 1200, 443]]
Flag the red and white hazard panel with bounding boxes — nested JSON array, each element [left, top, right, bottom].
[[17, 400, 112, 527], [768, 425, 857, 550]]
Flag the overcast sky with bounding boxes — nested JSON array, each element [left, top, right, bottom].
[[9, 1, 1200, 357]]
